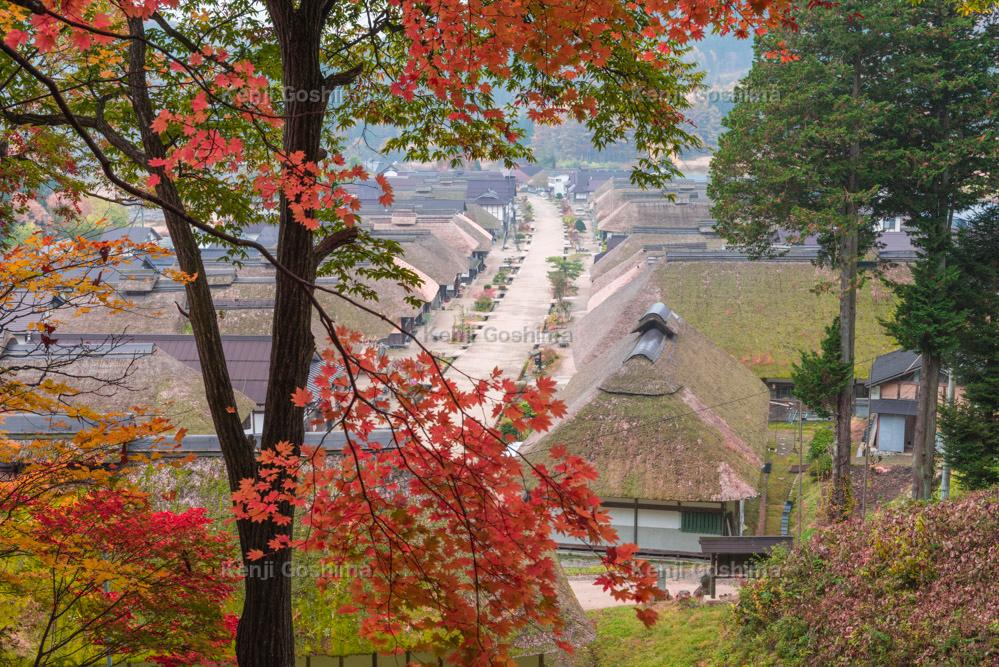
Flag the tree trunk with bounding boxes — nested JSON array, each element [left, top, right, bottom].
[[909, 62, 953, 502], [828, 53, 862, 521], [830, 222, 858, 520], [125, 17, 295, 664], [235, 7, 328, 665], [912, 352, 941, 500]]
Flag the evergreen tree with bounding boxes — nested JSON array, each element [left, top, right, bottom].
[[873, 2, 998, 499], [939, 206, 999, 489], [792, 317, 852, 420], [709, 0, 887, 518]]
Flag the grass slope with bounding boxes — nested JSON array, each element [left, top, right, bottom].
[[573, 603, 731, 667], [652, 262, 901, 378]]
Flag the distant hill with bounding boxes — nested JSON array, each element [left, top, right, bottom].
[[528, 34, 754, 170], [339, 35, 755, 171]]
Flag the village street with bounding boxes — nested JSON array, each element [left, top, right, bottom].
[[426, 193, 568, 393]]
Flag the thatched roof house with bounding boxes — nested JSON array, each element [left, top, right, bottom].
[[597, 200, 714, 238], [463, 203, 503, 236], [2, 336, 256, 433], [522, 298, 768, 556]]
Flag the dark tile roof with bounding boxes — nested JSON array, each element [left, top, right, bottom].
[[632, 302, 677, 335], [572, 169, 632, 194], [626, 302, 677, 363], [463, 203, 502, 231], [699, 535, 792, 555], [516, 164, 546, 178], [154, 335, 273, 405], [465, 176, 516, 204], [867, 349, 921, 387], [0, 413, 98, 435], [45, 333, 277, 405], [869, 398, 918, 416], [3, 340, 156, 358], [96, 225, 161, 244], [626, 327, 667, 363], [357, 199, 466, 217], [878, 230, 917, 256]]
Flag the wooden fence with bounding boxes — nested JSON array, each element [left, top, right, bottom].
[[124, 652, 549, 666]]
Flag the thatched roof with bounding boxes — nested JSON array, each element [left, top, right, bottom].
[[463, 203, 503, 233], [528, 169, 549, 188], [590, 233, 725, 298], [369, 216, 480, 263], [394, 257, 439, 304], [398, 234, 469, 286], [7, 344, 255, 433], [649, 261, 903, 378], [597, 200, 714, 235], [56, 290, 185, 334], [513, 563, 595, 662], [523, 293, 768, 503], [210, 274, 429, 342], [421, 218, 481, 258], [453, 214, 493, 252]]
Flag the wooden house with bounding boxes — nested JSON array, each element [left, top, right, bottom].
[[522, 298, 769, 557], [865, 349, 952, 454]]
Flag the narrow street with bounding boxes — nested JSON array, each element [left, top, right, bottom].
[[451, 194, 565, 386], [426, 194, 568, 395]]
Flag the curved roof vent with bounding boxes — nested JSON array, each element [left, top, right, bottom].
[[627, 328, 667, 363], [626, 302, 678, 363], [631, 302, 678, 336]]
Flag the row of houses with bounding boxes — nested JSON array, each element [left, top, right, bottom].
[[1, 171, 521, 448], [348, 169, 519, 241], [586, 178, 919, 263], [43, 175, 516, 346]]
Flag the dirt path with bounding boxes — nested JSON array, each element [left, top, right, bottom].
[[570, 577, 742, 610], [444, 194, 567, 393]]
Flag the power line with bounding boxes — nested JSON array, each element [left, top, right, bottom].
[[532, 352, 886, 450], [537, 388, 772, 449]]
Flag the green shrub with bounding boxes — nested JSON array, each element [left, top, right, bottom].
[[807, 426, 833, 480]]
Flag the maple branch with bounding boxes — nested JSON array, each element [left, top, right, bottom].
[[323, 63, 364, 89], [2, 106, 147, 166], [311, 226, 359, 264], [0, 43, 279, 268], [150, 11, 230, 70]]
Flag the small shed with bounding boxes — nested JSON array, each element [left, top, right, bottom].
[[699, 535, 793, 597]]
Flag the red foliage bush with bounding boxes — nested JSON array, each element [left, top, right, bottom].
[[733, 489, 999, 665], [6, 488, 237, 665]]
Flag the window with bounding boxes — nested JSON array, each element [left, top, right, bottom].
[[881, 218, 902, 232], [680, 511, 723, 535], [770, 383, 794, 400]]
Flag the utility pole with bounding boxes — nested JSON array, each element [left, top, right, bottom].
[[757, 461, 770, 536], [940, 370, 956, 500], [797, 398, 803, 542], [861, 357, 875, 518], [861, 430, 870, 518]]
